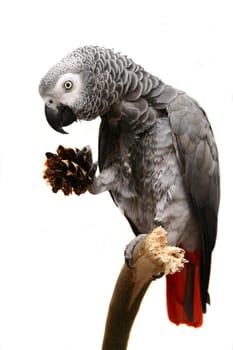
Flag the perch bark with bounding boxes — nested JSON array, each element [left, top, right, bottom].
[[102, 226, 187, 350]]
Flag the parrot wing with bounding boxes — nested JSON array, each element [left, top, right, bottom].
[[98, 89, 220, 326], [166, 92, 220, 314]]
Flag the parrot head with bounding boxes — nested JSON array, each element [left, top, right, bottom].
[[39, 47, 99, 133], [39, 46, 124, 133], [39, 69, 84, 134]]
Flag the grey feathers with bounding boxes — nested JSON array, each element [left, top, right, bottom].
[[39, 46, 167, 120], [40, 46, 220, 315], [168, 93, 219, 209]]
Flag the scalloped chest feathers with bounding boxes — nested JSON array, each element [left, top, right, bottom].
[[107, 115, 200, 250]]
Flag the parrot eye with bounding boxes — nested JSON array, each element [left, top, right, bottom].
[[64, 80, 73, 90]]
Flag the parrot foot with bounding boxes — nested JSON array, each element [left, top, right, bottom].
[[88, 167, 116, 194], [124, 234, 147, 268], [88, 162, 98, 178], [124, 234, 165, 279]]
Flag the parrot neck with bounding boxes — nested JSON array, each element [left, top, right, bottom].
[[77, 47, 177, 120], [84, 47, 162, 117]]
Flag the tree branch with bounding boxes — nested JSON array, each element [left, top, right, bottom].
[[102, 226, 187, 350]]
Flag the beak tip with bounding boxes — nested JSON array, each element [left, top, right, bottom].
[[45, 104, 75, 134], [59, 128, 68, 134]]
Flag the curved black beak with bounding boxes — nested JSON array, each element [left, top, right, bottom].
[[45, 104, 76, 134]]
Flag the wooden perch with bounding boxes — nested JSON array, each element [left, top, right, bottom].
[[102, 226, 187, 350]]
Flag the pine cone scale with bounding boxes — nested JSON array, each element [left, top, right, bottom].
[[43, 145, 96, 196]]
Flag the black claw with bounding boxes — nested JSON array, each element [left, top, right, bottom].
[[124, 243, 135, 268], [76, 146, 89, 159], [88, 162, 97, 178], [125, 257, 135, 269], [152, 272, 164, 280], [124, 234, 147, 269]]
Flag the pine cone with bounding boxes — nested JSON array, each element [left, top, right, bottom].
[[43, 145, 97, 195]]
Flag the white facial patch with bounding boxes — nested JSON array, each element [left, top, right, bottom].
[[43, 73, 82, 109], [57, 73, 82, 106]]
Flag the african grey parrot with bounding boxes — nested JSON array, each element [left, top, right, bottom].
[[39, 46, 220, 327]]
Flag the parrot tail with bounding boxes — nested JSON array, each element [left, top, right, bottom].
[[166, 249, 203, 327]]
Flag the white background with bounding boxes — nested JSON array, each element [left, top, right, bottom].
[[0, 0, 232, 349]]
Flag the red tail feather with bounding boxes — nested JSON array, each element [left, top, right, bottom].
[[166, 249, 203, 327]]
